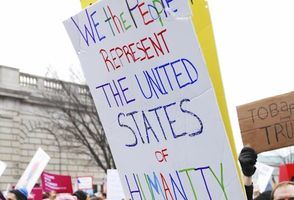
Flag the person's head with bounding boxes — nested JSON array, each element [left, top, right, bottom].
[[7, 188, 28, 200], [43, 192, 50, 199], [254, 190, 271, 200], [89, 196, 99, 200], [73, 191, 89, 200], [56, 194, 77, 200], [49, 191, 57, 200], [271, 181, 294, 200]]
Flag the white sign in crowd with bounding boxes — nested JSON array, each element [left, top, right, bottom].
[[64, 0, 244, 199], [0, 161, 6, 177], [107, 169, 126, 200], [77, 176, 93, 190], [16, 148, 50, 194], [254, 162, 274, 193]]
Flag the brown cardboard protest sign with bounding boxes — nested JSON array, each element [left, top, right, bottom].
[[237, 91, 294, 153]]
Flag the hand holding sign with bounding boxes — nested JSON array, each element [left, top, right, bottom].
[[237, 91, 294, 153], [238, 147, 257, 177]]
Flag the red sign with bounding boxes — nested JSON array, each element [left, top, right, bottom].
[[29, 187, 43, 200], [41, 172, 73, 194], [279, 163, 294, 182]]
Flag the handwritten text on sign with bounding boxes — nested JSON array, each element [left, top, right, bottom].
[[64, 0, 244, 199], [237, 91, 294, 153]]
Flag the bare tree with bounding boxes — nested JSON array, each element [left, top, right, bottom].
[[42, 79, 115, 173]]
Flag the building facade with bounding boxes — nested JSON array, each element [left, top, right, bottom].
[[0, 65, 105, 192]]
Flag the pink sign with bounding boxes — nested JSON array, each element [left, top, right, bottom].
[[29, 187, 43, 200], [41, 172, 73, 194]]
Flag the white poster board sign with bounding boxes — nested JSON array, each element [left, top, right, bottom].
[[64, 0, 244, 199], [107, 170, 126, 200], [16, 148, 50, 194], [254, 162, 274, 193], [77, 176, 93, 190], [0, 161, 7, 177]]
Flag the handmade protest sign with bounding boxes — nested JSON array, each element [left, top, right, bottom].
[[254, 162, 274, 193], [107, 170, 126, 200], [29, 188, 43, 200], [16, 148, 50, 194], [77, 176, 93, 191], [79, 0, 241, 183], [0, 161, 6, 177], [79, 0, 239, 165], [41, 172, 73, 194], [237, 91, 294, 153], [64, 0, 244, 199]]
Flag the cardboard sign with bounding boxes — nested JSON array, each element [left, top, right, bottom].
[[41, 172, 73, 194], [0, 160, 7, 177], [64, 1, 244, 199], [16, 148, 50, 194], [237, 91, 294, 153], [107, 170, 126, 200], [77, 176, 93, 190], [279, 163, 294, 182]]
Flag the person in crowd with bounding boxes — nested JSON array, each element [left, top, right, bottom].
[[48, 191, 57, 200], [270, 181, 294, 200], [89, 196, 99, 200], [0, 191, 6, 200], [56, 193, 76, 200], [42, 192, 50, 200], [239, 147, 274, 200], [6, 188, 28, 200], [101, 193, 106, 200], [239, 146, 258, 200], [254, 191, 271, 200], [73, 191, 89, 200]]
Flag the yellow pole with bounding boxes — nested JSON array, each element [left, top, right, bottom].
[[80, 0, 96, 8], [190, 0, 242, 182]]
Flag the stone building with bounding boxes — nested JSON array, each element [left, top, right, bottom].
[[0, 65, 106, 192]]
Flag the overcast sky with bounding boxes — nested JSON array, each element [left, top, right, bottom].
[[0, 0, 293, 153]]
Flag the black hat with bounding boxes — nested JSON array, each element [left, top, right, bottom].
[[254, 190, 272, 200], [73, 191, 87, 200], [9, 188, 28, 200]]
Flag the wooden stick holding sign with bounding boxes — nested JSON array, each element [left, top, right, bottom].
[[237, 91, 294, 153]]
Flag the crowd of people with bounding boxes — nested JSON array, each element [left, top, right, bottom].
[[0, 189, 109, 200], [0, 146, 293, 200], [239, 147, 294, 200]]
